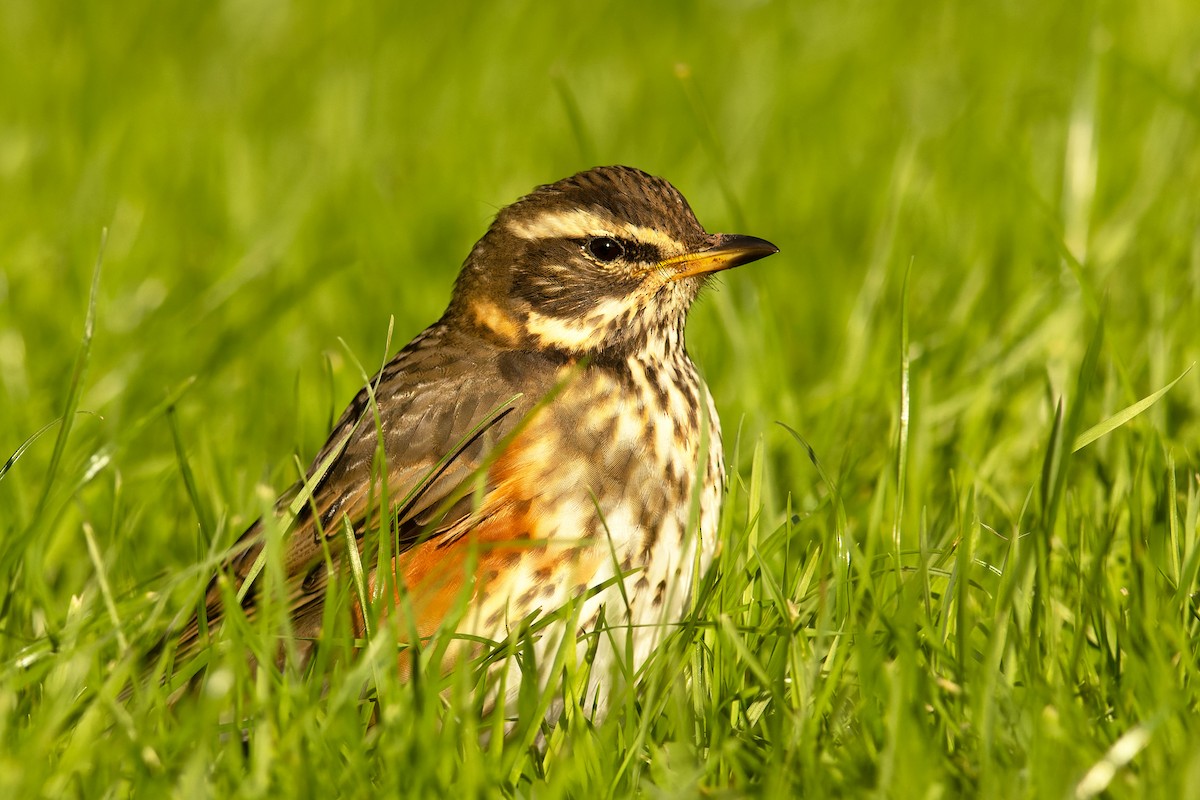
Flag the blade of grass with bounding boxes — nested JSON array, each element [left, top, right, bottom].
[[0, 413, 96, 484], [893, 257, 913, 593], [1071, 362, 1194, 452], [341, 514, 371, 640], [83, 520, 129, 653], [166, 404, 214, 545], [26, 228, 107, 526]]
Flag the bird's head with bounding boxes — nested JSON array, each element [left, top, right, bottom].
[[448, 165, 778, 361]]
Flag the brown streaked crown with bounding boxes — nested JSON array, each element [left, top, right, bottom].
[[446, 166, 777, 359]]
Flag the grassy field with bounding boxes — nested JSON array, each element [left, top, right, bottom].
[[3, 0, 1200, 796]]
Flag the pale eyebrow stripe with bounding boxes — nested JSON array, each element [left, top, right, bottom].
[[506, 209, 684, 254], [506, 209, 605, 240]]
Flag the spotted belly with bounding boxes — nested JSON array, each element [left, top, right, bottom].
[[364, 357, 725, 711]]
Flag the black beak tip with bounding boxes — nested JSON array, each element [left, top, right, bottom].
[[714, 233, 780, 267]]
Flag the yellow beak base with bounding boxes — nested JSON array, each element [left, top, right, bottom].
[[664, 234, 779, 281]]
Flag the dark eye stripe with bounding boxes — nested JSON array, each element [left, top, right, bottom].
[[622, 241, 664, 264], [569, 237, 662, 265]]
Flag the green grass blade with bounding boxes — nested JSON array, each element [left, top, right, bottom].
[[83, 520, 129, 653], [893, 257, 913, 591], [1071, 362, 1194, 452], [166, 404, 214, 545], [341, 514, 371, 640], [28, 228, 107, 527], [0, 413, 92, 484]]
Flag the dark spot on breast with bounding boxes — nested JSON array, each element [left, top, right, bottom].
[[516, 587, 539, 609], [669, 463, 692, 503], [600, 445, 642, 496], [643, 362, 671, 410], [639, 533, 658, 563], [634, 576, 650, 593], [653, 580, 667, 606], [533, 566, 553, 582], [638, 495, 665, 537]]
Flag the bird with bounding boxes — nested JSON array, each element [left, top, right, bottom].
[[174, 165, 777, 712]]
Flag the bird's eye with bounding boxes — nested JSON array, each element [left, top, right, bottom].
[[586, 237, 625, 263]]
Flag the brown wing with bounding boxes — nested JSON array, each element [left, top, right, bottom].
[[174, 322, 557, 662]]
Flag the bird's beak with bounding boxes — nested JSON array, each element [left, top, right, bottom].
[[663, 234, 780, 281]]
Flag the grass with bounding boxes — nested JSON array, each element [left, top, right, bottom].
[[2, 0, 1200, 796]]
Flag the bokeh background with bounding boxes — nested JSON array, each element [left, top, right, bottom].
[[6, 1, 1194, 566], [2, 0, 1199, 795]]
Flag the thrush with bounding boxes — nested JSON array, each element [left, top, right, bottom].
[[177, 165, 777, 709]]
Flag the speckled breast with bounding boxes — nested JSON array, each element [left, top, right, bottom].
[[468, 354, 723, 690]]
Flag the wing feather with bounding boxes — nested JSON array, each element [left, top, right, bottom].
[[173, 323, 556, 662]]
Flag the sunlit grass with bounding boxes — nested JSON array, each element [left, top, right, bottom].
[[2, 0, 1200, 796]]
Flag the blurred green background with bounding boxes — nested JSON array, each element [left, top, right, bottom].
[[2, 0, 1199, 795], [6, 0, 1194, 561]]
